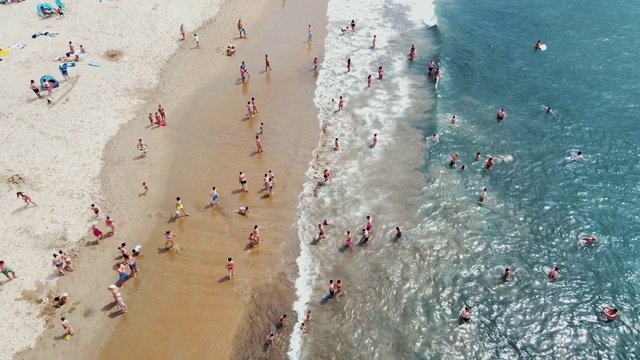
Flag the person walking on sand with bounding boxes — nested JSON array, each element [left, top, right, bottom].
[[142, 182, 149, 195], [395, 227, 402, 238], [334, 138, 340, 151], [52, 253, 65, 276], [116, 263, 127, 286], [92, 225, 103, 243], [0, 260, 16, 280], [118, 243, 129, 257], [258, 122, 264, 134], [279, 314, 287, 327], [329, 280, 335, 298], [194, 34, 200, 48], [256, 135, 263, 153], [239, 172, 248, 192], [378, 66, 384, 80], [308, 25, 313, 42], [124, 254, 138, 278], [30, 80, 42, 98], [346, 231, 353, 247], [137, 139, 147, 157], [180, 24, 185, 41], [306, 310, 311, 322], [368, 75, 372, 88], [267, 332, 275, 346], [155, 112, 162, 125], [347, 58, 351, 73], [313, 57, 319, 72], [265, 55, 271, 72], [61, 317, 74, 336], [264, 174, 270, 190], [300, 323, 307, 334], [351, 19, 356, 32], [372, 35, 377, 49], [362, 228, 370, 243], [238, 20, 247, 38], [226, 257, 235, 278], [175, 197, 189, 217], [90, 203, 100, 218], [105, 215, 116, 234], [323, 169, 330, 183], [148, 113, 154, 126], [16, 192, 37, 206], [246, 101, 254, 118], [339, 96, 344, 111], [253, 225, 260, 241], [372, 134, 378, 147], [116, 293, 128, 313], [59, 250, 73, 271], [210, 187, 219, 206], [336, 279, 343, 293], [366, 216, 373, 231], [164, 231, 176, 249], [251, 97, 259, 114], [108, 284, 119, 300]]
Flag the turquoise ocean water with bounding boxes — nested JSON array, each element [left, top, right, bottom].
[[289, 0, 640, 358]]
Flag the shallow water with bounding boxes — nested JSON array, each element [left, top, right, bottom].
[[290, 0, 640, 358]]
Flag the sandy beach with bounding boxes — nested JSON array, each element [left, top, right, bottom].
[[5, 0, 328, 358]]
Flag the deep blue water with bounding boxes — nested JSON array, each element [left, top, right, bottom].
[[290, 0, 640, 358]]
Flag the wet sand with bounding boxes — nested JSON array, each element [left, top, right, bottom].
[[95, 0, 328, 359]]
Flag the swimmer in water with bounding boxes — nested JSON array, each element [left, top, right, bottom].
[[367, 74, 372, 88], [573, 151, 584, 160], [430, 134, 439, 142], [503, 268, 514, 280], [461, 307, 471, 322], [535, 40, 542, 51], [497, 109, 505, 120], [428, 60, 435, 74], [409, 45, 416, 61], [548, 267, 560, 281], [475, 152, 481, 161], [460, 165, 466, 170], [603, 306, 619, 321], [449, 153, 459, 168], [395, 227, 402, 238], [479, 188, 488, 203], [582, 236, 596, 244], [546, 106, 555, 115], [433, 68, 441, 79], [450, 115, 457, 124], [378, 66, 384, 80], [485, 157, 494, 170], [372, 35, 377, 49]]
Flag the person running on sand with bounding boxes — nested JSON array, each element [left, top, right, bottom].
[[116, 263, 127, 286], [235, 206, 250, 215], [0, 260, 16, 280], [180, 24, 185, 40], [239, 172, 248, 192], [92, 225, 103, 243], [137, 139, 147, 157], [52, 253, 65, 276], [61, 317, 74, 336], [346, 231, 353, 247], [194, 34, 200, 48], [30, 80, 42, 98], [265, 55, 271, 72], [210, 187, 219, 206], [323, 169, 330, 183], [105, 216, 116, 234], [226, 258, 235, 278], [395, 227, 402, 238], [124, 254, 138, 278], [175, 197, 189, 217], [59, 250, 73, 271], [279, 314, 287, 327], [334, 138, 340, 151], [318, 224, 326, 240], [256, 135, 263, 153], [164, 231, 176, 249], [16, 192, 37, 206], [378, 66, 384, 80], [142, 182, 149, 195], [313, 57, 319, 72]]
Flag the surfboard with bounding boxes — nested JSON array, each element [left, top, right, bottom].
[[88, 61, 101, 67], [539, 44, 547, 51]]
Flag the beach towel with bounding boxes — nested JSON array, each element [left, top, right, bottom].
[[9, 43, 26, 49], [0, 48, 10, 57], [55, 0, 65, 9]]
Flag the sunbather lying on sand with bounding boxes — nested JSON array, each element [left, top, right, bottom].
[[55, 54, 80, 62]]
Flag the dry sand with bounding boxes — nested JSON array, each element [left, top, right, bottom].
[[1, 0, 224, 357], [8, 0, 328, 359]]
